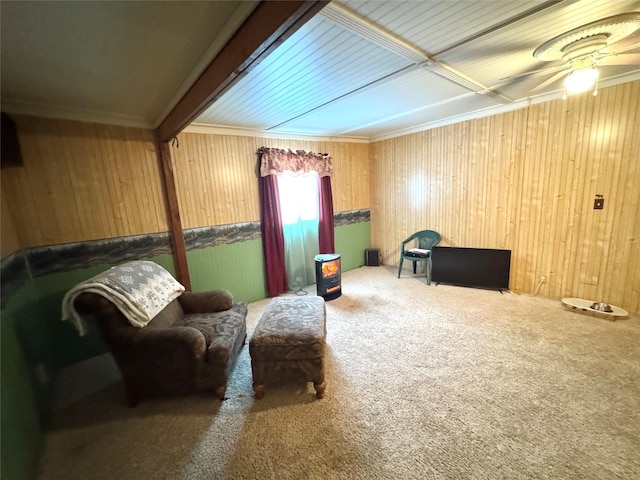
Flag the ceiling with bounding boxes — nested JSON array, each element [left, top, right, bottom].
[[0, 1, 258, 128], [2, 1, 639, 142]]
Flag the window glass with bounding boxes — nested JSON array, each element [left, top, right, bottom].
[[278, 171, 319, 225]]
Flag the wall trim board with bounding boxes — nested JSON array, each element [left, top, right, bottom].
[[1, 209, 371, 285], [25, 233, 172, 278], [335, 209, 370, 227], [185, 222, 262, 250], [1, 252, 30, 309]]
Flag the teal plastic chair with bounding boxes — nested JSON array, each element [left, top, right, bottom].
[[397, 230, 441, 284]]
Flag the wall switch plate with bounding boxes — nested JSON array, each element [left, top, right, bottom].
[[594, 195, 604, 210]]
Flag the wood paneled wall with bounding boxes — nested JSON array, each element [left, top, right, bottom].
[[1, 117, 370, 249], [1, 188, 21, 257], [1, 116, 167, 247], [5, 84, 635, 313], [170, 133, 370, 228], [371, 81, 640, 313]]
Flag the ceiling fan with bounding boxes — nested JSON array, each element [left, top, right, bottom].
[[508, 12, 640, 97]]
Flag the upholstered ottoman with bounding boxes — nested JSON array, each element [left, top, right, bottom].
[[249, 296, 326, 399]]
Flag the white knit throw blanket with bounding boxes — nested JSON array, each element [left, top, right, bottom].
[[61, 261, 185, 336]]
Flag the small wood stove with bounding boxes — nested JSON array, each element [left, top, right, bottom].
[[315, 253, 341, 300]]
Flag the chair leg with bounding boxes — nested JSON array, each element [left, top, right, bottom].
[[215, 385, 227, 400], [426, 259, 432, 285], [125, 387, 139, 408], [412, 261, 417, 274], [398, 258, 403, 278]]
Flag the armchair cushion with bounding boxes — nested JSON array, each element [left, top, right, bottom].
[[147, 300, 184, 329], [174, 303, 247, 364]]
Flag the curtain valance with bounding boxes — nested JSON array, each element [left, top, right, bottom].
[[259, 147, 333, 178]]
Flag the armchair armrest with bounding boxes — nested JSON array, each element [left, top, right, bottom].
[[113, 326, 208, 405], [129, 326, 207, 358], [178, 290, 234, 314]]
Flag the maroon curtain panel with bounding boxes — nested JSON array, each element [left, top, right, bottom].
[[318, 175, 335, 254], [259, 174, 289, 296]]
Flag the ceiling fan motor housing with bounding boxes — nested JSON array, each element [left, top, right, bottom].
[[533, 13, 640, 62], [561, 34, 609, 64]]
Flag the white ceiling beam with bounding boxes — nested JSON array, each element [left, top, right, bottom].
[[433, 0, 566, 56], [320, 2, 428, 64], [425, 62, 514, 103], [320, 1, 512, 102], [270, 1, 515, 133]]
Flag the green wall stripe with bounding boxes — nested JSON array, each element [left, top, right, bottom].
[[188, 239, 267, 303], [0, 215, 371, 480], [1, 309, 42, 480], [335, 221, 371, 272]]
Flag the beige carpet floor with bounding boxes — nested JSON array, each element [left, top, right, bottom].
[[35, 266, 640, 479]]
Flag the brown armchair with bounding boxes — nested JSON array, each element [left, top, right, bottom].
[[74, 289, 247, 406]]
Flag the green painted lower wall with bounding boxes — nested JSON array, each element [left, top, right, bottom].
[[5, 220, 370, 389], [187, 221, 371, 301], [4, 281, 56, 418], [335, 221, 371, 272], [30, 254, 175, 371], [1, 300, 43, 480], [0, 220, 370, 480], [0, 253, 175, 480], [188, 239, 267, 303]]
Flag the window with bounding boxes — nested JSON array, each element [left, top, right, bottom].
[[277, 171, 319, 225], [277, 171, 319, 290], [257, 146, 334, 297]]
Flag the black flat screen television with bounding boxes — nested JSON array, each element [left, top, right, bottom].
[[431, 247, 511, 291]]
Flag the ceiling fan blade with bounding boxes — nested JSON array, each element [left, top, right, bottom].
[[598, 53, 640, 66], [530, 69, 570, 94], [600, 33, 640, 55], [500, 63, 566, 82]]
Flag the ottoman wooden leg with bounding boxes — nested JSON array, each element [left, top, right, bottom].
[[214, 385, 227, 400], [313, 381, 326, 399], [253, 383, 266, 399]]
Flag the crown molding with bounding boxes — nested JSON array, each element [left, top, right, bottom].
[[3, 74, 638, 143], [183, 123, 370, 143], [370, 73, 640, 142], [0, 98, 152, 129]]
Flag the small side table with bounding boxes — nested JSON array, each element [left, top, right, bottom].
[[561, 297, 628, 320]]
